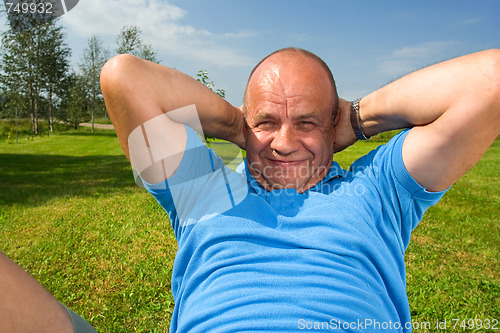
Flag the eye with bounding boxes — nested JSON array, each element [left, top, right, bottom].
[[296, 120, 316, 131], [256, 121, 277, 130]]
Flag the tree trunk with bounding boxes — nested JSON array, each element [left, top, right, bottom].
[[48, 88, 53, 135], [34, 96, 39, 136], [15, 108, 19, 144], [31, 113, 35, 137]]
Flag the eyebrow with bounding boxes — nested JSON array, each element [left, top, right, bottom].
[[292, 112, 322, 120], [252, 110, 323, 123], [251, 110, 278, 123]]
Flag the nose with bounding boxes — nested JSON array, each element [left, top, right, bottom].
[[269, 124, 300, 156]]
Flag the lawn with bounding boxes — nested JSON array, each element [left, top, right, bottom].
[[0, 129, 498, 332]]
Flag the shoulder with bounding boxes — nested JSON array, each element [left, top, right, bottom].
[[349, 130, 409, 176]]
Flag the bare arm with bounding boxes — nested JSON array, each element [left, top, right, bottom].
[[336, 49, 500, 192], [100, 55, 245, 180]]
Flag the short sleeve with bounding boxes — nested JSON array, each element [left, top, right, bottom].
[[350, 130, 448, 250], [143, 125, 247, 240]]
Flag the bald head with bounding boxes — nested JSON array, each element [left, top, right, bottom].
[[244, 47, 339, 121], [242, 48, 339, 192]]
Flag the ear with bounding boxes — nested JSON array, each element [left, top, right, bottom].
[[241, 104, 249, 136], [330, 105, 341, 145], [333, 103, 341, 127], [334, 113, 340, 127]]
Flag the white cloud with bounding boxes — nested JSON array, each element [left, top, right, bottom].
[[61, 0, 254, 67], [377, 41, 461, 77], [457, 17, 482, 26], [391, 41, 459, 59], [222, 31, 258, 39], [290, 33, 312, 42]]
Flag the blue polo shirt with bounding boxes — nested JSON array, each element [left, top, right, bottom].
[[144, 126, 447, 332]]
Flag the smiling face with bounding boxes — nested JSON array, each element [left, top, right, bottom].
[[244, 50, 338, 193]]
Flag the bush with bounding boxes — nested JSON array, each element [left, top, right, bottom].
[[0, 119, 75, 140]]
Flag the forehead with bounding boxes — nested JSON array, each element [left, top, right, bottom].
[[246, 54, 335, 120]]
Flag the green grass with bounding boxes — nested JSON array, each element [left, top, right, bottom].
[[404, 138, 500, 332], [0, 128, 175, 332], [0, 129, 498, 332]]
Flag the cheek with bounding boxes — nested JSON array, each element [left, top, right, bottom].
[[303, 133, 335, 158], [246, 129, 273, 152]]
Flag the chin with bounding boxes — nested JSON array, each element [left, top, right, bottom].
[[267, 178, 310, 192]]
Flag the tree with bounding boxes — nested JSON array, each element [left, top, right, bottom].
[[116, 25, 142, 55], [196, 70, 226, 99], [0, 90, 7, 118], [1, 27, 40, 135], [60, 73, 91, 129], [79, 34, 110, 132], [139, 44, 159, 63], [40, 24, 71, 134], [115, 25, 159, 63], [0, 18, 70, 136]]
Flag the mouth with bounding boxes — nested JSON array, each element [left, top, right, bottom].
[[266, 158, 307, 167]]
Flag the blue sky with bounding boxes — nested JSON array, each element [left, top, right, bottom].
[[2, 0, 500, 105]]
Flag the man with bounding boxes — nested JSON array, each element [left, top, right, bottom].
[[1, 48, 498, 332], [99, 48, 499, 332]]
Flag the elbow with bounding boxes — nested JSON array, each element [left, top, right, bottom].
[[100, 54, 146, 119], [100, 54, 140, 97]]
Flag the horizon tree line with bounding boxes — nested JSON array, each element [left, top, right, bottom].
[[0, 13, 160, 135]]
